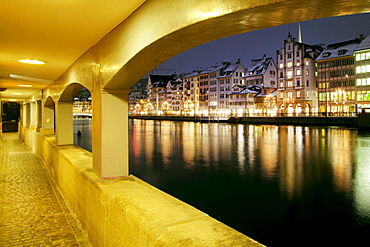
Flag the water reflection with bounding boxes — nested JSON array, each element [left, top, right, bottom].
[[128, 119, 370, 246]]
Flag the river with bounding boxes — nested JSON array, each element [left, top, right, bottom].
[[74, 118, 370, 246]]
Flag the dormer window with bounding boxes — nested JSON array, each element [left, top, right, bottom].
[[322, 52, 331, 58], [338, 49, 348, 55]]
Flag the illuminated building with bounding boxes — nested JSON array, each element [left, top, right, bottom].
[[317, 36, 363, 115], [146, 74, 180, 115], [354, 35, 370, 112], [228, 84, 259, 117], [276, 32, 324, 115], [244, 55, 278, 115]]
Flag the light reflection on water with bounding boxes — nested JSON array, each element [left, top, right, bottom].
[[75, 118, 370, 246]]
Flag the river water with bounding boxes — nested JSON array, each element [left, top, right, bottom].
[[74, 118, 370, 246]]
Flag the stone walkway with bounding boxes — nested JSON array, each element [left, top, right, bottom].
[[0, 133, 91, 246]]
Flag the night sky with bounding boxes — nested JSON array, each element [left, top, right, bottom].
[[154, 13, 370, 75]]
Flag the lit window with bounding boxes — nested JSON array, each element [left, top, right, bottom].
[[356, 54, 361, 61], [280, 63, 284, 69], [287, 71, 293, 78], [306, 60, 309, 66], [296, 69, 301, 75], [297, 91, 301, 98], [287, 61, 292, 67]]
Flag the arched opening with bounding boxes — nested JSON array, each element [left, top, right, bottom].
[[58, 83, 92, 151], [73, 87, 92, 152], [43, 96, 56, 135], [1, 102, 20, 132]]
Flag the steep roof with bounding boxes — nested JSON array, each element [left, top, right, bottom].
[[149, 74, 178, 88], [245, 56, 273, 77], [316, 37, 362, 61]]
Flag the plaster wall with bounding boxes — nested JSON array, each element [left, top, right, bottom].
[[20, 128, 264, 247]]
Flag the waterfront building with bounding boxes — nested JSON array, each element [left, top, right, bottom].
[[244, 55, 277, 115], [228, 84, 259, 116], [354, 34, 370, 112], [182, 71, 199, 116], [73, 87, 92, 116], [146, 74, 180, 115], [128, 79, 148, 115], [276, 33, 324, 115], [165, 80, 184, 115], [208, 60, 246, 117], [198, 70, 210, 116], [317, 36, 363, 115]]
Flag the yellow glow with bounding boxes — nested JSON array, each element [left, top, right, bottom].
[[12, 92, 22, 95], [18, 84, 32, 87], [18, 59, 46, 65]]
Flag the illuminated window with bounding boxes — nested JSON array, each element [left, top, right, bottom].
[[296, 69, 301, 75], [280, 63, 284, 69], [297, 91, 301, 98], [287, 71, 293, 78], [287, 61, 292, 67]]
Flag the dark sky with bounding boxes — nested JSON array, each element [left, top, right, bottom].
[[154, 12, 370, 75]]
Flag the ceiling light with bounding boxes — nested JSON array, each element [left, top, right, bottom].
[[12, 92, 22, 95], [10, 74, 53, 84], [18, 59, 46, 65], [18, 84, 33, 87]]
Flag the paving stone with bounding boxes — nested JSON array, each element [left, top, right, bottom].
[[0, 133, 92, 246]]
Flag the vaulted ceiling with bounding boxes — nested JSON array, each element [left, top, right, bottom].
[[0, 0, 146, 101]]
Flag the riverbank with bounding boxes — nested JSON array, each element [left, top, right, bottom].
[[129, 115, 360, 127]]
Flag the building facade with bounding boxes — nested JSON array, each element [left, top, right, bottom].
[[354, 35, 370, 113], [276, 33, 323, 115], [244, 55, 277, 115], [316, 37, 363, 115]]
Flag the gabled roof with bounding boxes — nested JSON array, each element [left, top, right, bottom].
[[316, 37, 362, 61], [245, 56, 273, 77], [149, 74, 178, 88]]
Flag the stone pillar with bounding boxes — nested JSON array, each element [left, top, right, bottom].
[[36, 100, 42, 132], [56, 101, 73, 145], [42, 104, 55, 135], [23, 103, 31, 128], [30, 101, 37, 130], [92, 89, 129, 178]]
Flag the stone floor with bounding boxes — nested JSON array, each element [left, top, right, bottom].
[[0, 133, 91, 247]]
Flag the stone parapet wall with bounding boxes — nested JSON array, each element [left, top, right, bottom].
[[19, 126, 264, 247]]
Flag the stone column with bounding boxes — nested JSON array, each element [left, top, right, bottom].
[[30, 101, 37, 130], [55, 101, 73, 145], [92, 88, 129, 178], [23, 103, 31, 128], [42, 103, 55, 135]]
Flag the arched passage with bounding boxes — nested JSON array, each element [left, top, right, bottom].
[[41, 0, 370, 178]]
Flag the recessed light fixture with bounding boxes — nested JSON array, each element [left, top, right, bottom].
[[18, 84, 33, 87], [18, 59, 46, 65], [12, 92, 23, 95]]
